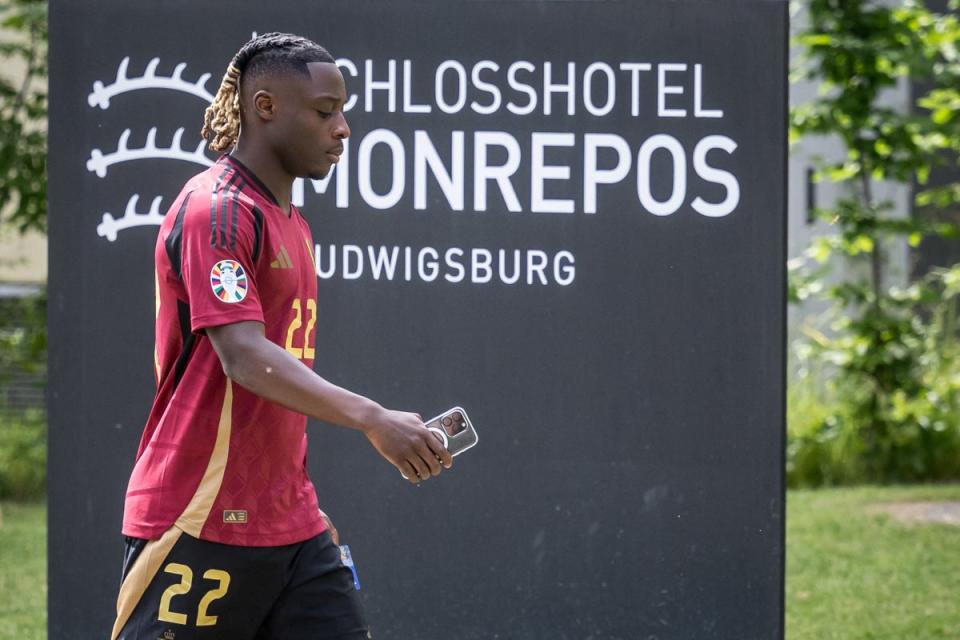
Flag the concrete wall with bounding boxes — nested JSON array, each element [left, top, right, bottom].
[[0, 228, 46, 292]]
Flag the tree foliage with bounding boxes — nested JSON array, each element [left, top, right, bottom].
[[788, 0, 960, 484], [0, 292, 45, 383], [0, 0, 47, 234]]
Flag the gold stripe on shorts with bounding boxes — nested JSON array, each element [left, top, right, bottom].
[[114, 376, 235, 637], [111, 526, 183, 640]]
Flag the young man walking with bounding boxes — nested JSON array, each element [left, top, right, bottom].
[[112, 32, 451, 640]]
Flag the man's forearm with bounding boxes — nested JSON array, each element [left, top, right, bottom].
[[206, 321, 452, 482], [219, 335, 384, 432]]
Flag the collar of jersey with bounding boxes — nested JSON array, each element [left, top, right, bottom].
[[219, 155, 282, 208]]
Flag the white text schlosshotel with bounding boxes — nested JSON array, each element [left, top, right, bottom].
[[313, 244, 575, 286]]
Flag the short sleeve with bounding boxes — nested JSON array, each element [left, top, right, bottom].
[[175, 190, 265, 332]]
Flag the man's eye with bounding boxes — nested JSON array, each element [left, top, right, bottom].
[[317, 110, 332, 119]]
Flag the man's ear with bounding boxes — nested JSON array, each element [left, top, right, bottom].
[[252, 90, 276, 121]]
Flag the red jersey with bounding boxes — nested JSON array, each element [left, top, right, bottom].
[[122, 155, 326, 546]]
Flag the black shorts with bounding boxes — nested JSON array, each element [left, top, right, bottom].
[[111, 527, 370, 640]]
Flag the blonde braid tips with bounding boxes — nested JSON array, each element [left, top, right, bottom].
[[201, 63, 242, 152]]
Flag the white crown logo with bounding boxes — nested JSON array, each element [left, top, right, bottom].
[[88, 57, 214, 109], [87, 127, 213, 178], [88, 56, 219, 241], [97, 194, 165, 242]]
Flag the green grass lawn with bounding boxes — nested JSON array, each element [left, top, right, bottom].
[[787, 485, 960, 640], [0, 502, 46, 640], [2, 487, 960, 639]]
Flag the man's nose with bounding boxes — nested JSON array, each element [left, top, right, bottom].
[[333, 113, 350, 140]]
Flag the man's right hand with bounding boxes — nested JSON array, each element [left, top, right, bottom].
[[362, 409, 453, 484]]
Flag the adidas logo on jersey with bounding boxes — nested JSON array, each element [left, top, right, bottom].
[[270, 245, 293, 269], [223, 510, 248, 523]]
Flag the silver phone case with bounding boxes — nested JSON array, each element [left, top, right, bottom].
[[425, 406, 478, 457]]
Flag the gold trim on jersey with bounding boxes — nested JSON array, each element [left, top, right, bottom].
[[174, 379, 234, 537], [111, 526, 183, 640], [112, 375, 234, 637]]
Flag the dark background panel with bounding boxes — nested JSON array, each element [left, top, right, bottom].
[[48, 1, 786, 638]]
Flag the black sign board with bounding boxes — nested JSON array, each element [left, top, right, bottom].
[[48, 1, 787, 637]]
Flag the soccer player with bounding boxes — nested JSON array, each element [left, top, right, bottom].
[[111, 33, 452, 640]]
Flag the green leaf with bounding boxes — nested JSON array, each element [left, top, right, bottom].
[[800, 33, 834, 46], [849, 235, 875, 255], [826, 163, 860, 182], [932, 107, 953, 124], [812, 240, 833, 263]]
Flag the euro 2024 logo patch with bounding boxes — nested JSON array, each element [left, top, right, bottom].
[[210, 260, 248, 303]]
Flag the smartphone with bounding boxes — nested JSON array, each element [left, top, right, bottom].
[[402, 406, 478, 480], [424, 406, 478, 457]]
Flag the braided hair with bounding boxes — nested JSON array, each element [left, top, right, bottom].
[[201, 32, 335, 152]]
